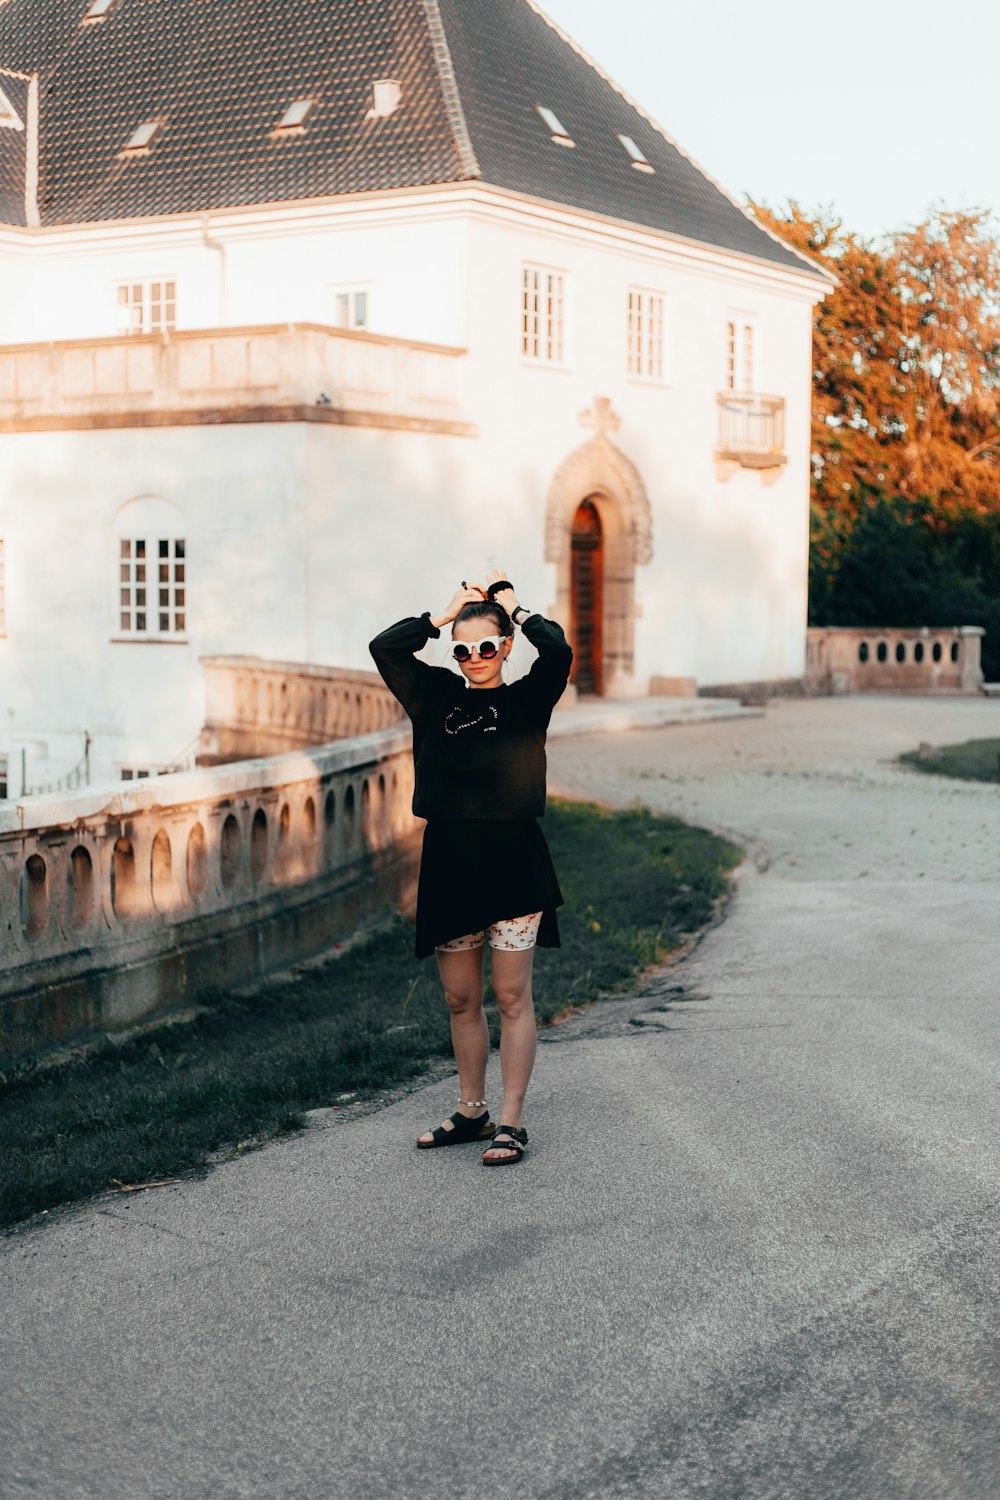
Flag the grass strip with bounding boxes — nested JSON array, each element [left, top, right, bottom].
[[0, 798, 741, 1233], [899, 737, 1000, 783]]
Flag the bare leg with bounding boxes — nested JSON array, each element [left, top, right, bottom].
[[416, 945, 490, 1144], [483, 945, 536, 1161]]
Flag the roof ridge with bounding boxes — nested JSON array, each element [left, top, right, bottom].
[[521, 0, 833, 285], [420, 0, 481, 181]]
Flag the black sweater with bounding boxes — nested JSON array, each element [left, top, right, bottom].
[[369, 612, 573, 821]]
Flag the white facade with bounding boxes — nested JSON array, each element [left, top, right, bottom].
[[0, 183, 830, 794]]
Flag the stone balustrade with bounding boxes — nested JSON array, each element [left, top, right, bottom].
[[0, 726, 422, 1062], [0, 323, 474, 435], [200, 656, 405, 762], [806, 626, 984, 695]]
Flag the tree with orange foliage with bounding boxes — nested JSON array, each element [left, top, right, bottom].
[[749, 201, 1000, 678], [751, 201, 1000, 521], [892, 210, 1000, 512]]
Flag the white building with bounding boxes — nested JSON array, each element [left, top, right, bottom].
[[0, 0, 834, 795]]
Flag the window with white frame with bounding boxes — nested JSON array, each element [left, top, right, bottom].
[[116, 278, 176, 335], [331, 286, 369, 330], [521, 265, 566, 363], [118, 537, 186, 636], [0, 538, 6, 634], [627, 289, 666, 380], [726, 317, 757, 391]]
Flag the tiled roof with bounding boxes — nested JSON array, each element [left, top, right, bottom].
[[0, 0, 827, 280], [0, 0, 473, 222], [438, 0, 823, 277]]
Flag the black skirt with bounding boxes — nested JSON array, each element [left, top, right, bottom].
[[414, 817, 564, 959]]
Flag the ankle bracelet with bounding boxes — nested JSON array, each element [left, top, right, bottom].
[[461, 1099, 487, 1108]]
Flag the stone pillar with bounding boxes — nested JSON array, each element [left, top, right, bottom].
[[959, 627, 985, 692]]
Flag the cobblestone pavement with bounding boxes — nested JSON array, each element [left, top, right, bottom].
[[3, 696, 999, 1500]]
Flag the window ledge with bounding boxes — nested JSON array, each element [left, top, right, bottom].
[[520, 360, 573, 375], [626, 375, 671, 390], [110, 635, 189, 646]]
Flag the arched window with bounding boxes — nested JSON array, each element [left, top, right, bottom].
[[112, 495, 187, 641]]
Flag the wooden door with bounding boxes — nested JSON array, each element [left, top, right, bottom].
[[570, 498, 603, 694]]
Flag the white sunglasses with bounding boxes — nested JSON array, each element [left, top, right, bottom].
[[452, 634, 508, 663]]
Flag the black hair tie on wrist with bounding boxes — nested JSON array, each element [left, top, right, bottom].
[[486, 580, 514, 601]]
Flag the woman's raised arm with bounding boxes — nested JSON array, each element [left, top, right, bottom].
[[369, 614, 447, 723], [480, 571, 573, 720], [517, 612, 574, 719], [368, 584, 485, 721]]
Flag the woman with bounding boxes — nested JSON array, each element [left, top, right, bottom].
[[369, 568, 573, 1166]]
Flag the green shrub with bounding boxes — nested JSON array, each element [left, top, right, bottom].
[[810, 494, 1000, 679]]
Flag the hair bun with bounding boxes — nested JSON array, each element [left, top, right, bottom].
[[486, 580, 513, 601]]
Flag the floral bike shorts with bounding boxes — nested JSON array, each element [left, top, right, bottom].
[[435, 912, 543, 953]]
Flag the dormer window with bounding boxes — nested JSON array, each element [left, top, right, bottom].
[[0, 86, 23, 131], [83, 0, 116, 21], [368, 80, 402, 119], [536, 105, 575, 148], [618, 135, 654, 174], [122, 119, 160, 155], [275, 98, 314, 132]]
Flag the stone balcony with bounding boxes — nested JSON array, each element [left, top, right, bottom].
[[0, 322, 475, 436], [716, 390, 787, 477]]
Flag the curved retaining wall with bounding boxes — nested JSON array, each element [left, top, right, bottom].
[[0, 726, 421, 1063]]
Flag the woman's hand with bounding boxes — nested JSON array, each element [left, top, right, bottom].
[[430, 581, 486, 630], [484, 566, 520, 616]]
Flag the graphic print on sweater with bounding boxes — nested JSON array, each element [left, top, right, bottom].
[[444, 702, 499, 736]]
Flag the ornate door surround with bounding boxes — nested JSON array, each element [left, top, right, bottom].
[[544, 398, 653, 697]]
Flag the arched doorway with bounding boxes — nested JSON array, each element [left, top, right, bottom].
[[571, 498, 603, 694], [544, 398, 653, 698]]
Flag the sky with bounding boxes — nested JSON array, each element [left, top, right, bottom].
[[540, 0, 999, 244]]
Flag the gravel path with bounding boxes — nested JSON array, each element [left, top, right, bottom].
[[551, 692, 1000, 884], [3, 695, 998, 1500]]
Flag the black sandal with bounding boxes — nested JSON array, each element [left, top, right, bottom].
[[482, 1124, 527, 1166], [416, 1104, 496, 1150]]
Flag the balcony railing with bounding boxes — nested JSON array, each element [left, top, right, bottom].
[[716, 391, 786, 469], [0, 323, 474, 435]]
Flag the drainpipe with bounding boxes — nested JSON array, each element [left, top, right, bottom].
[[199, 211, 227, 326]]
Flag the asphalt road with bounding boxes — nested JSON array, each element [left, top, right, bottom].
[[3, 696, 999, 1500]]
